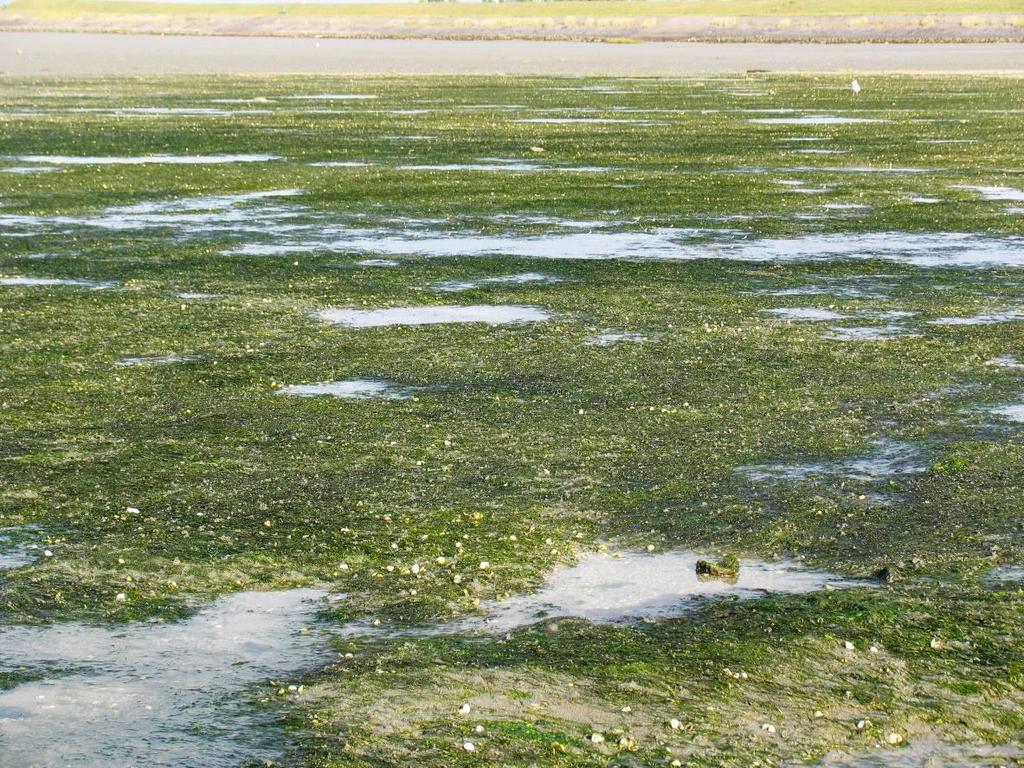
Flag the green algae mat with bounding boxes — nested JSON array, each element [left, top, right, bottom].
[[0, 74, 1023, 767]]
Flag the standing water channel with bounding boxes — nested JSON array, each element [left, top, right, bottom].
[[0, 588, 330, 767], [0, 549, 856, 765]]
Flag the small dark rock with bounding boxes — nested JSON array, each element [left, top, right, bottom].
[[873, 566, 901, 583]]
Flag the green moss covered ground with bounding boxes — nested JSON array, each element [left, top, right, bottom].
[[1, 74, 1022, 765]]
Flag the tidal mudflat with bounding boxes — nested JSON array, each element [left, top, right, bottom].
[[0, 589, 330, 767], [1, 74, 1023, 768]]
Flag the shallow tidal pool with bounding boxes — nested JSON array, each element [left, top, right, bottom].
[[1, 73, 1023, 768]]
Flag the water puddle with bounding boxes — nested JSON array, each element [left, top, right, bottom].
[[462, 551, 854, 632], [513, 118, 662, 125], [276, 378, 425, 399], [764, 308, 918, 340], [396, 160, 608, 173], [739, 439, 926, 483], [114, 354, 194, 367], [491, 214, 626, 229], [0, 166, 60, 174], [544, 85, 631, 94], [0, 589, 330, 767], [230, 228, 711, 260], [315, 305, 551, 328], [0, 190, 305, 237], [750, 115, 886, 125], [65, 107, 268, 118], [765, 307, 848, 322], [825, 325, 920, 341], [928, 311, 1024, 326], [810, 736, 1024, 767], [354, 550, 856, 638], [780, 184, 832, 195], [209, 97, 274, 103], [106, 189, 302, 214], [757, 288, 851, 297], [706, 232, 1024, 269], [282, 94, 377, 101], [989, 402, 1024, 422], [395, 161, 542, 172], [177, 292, 220, 300], [822, 203, 871, 212], [11, 193, 1024, 273], [450, 104, 530, 110], [956, 185, 1024, 202], [372, 108, 434, 116], [752, 277, 895, 299], [230, 228, 1024, 270], [985, 564, 1024, 584], [13, 154, 280, 165], [986, 355, 1024, 369], [789, 165, 930, 175], [309, 161, 373, 168], [356, 259, 401, 267], [0, 276, 113, 289], [0, 528, 38, 572], [909, 196, 943, 204], [585, 332, 651, 346], [430, 272, 562, 293]]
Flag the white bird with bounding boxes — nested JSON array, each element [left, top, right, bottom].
[[851, 79, 861, 95]]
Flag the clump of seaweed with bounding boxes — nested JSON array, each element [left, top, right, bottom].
[[695, 553, 741, 582]]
